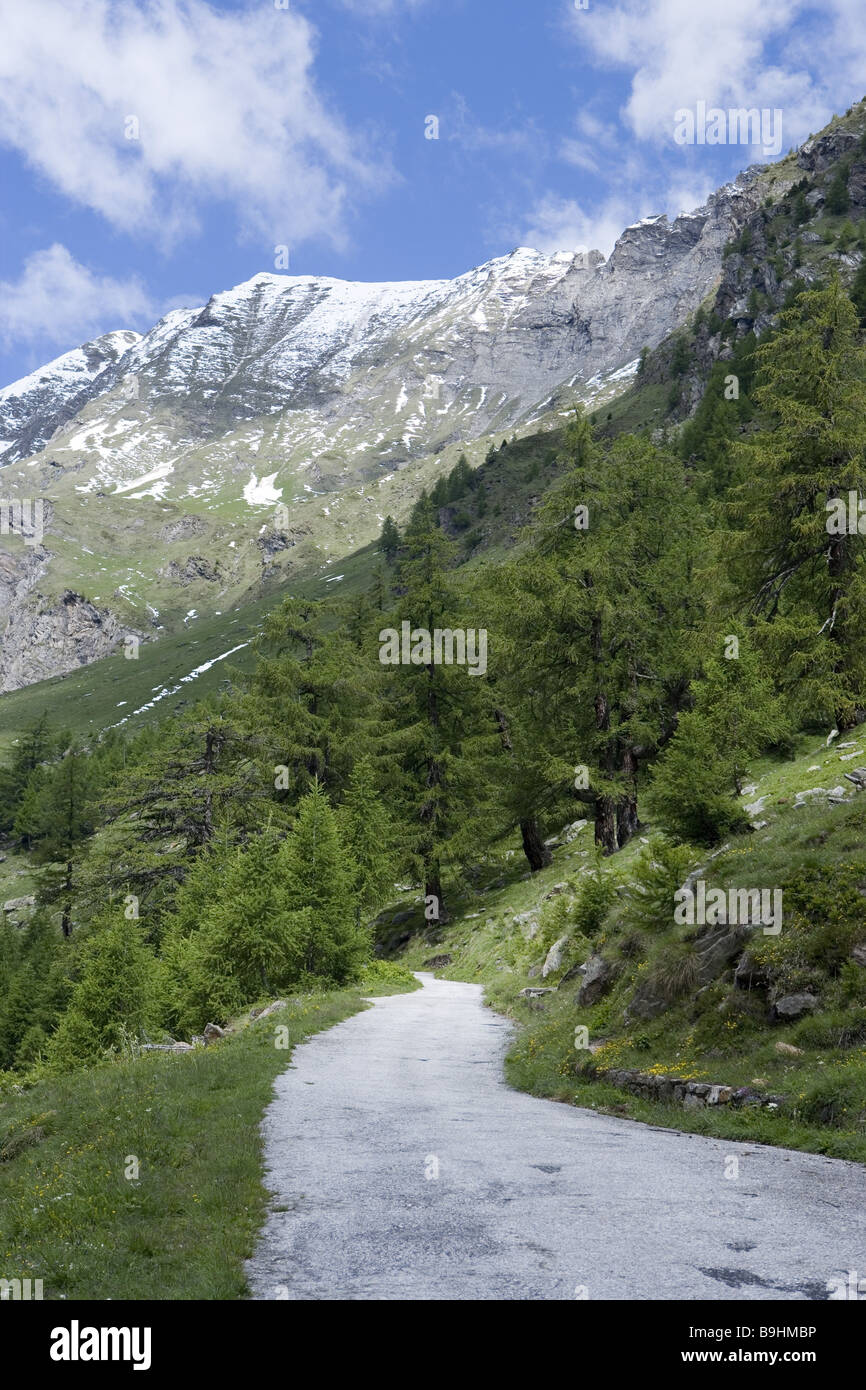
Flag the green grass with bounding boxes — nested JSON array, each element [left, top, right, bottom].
[[0, 973, 415, 1300], [0, 539, 386, 755], [385, 733, 866, 1164]]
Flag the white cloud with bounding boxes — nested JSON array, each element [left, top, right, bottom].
[[571, 0, 853, 150], [0, 244, 155, 348], [514, 193, 637, 258], [513, 174, 720, 259], [0, 0, 389, 249]]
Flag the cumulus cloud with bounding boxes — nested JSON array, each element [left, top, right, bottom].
[[571, 0, 852, 150], [0, 0, 389, 249], [513, 194, 634, 258], [514, 176, 719, 260], [0, 244, 156, 349]]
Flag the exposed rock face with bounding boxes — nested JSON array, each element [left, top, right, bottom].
[[157, 515, 209, 543], [734, 951, 770, 991], [0, 587, 140, 692], [1, 180, 763, 472], [159, 555, 221, 586], [627, 922, 753, 1021], [0, 160, 774, 690], [2, 895, 37, 925]]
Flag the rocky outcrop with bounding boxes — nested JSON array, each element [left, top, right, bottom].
[[541, 935, 569, 977], [0, 587, 143, 692], [157, 515, 210, 543], [626, 921, 753, 1021], [578, 954, 616, 1007], [159, 555, 221, 586], [2, 896, 36, 925]]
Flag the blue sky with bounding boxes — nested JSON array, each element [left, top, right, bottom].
[[0, 0, 863, 386]]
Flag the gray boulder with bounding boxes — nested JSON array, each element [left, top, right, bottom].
[[578, 954, 615, 1007], [694, 922, 752, 983], [2, 895, 36, 923], [770, 993, 819, 1023], [563, 819, 588, 842], [541, 935, 569, 978]]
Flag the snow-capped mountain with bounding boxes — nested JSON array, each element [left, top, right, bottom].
[[0, 166, 775, 691], [0, 332, 141, 465]]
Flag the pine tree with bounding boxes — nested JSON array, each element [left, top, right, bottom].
[[649, 630, 786, 843], [238, 596, 376, 805], [825, 165, 851, 215], [851, 259, 866, 330], [447, 453, 473, 500], [78, 711, 261, 922], [0, 915, 71, 1068], [47, 913, 161, 1070], [501, 409, 705, 854], [380, 515, 400, 566], [377, 494, 495, 914], [725, 275, 866, 729], [279, 781, 368, 981], [430, 476, 449, 509], [184, 826, 297, 1018], [16, 748, 97, 936], [338, 756, 395, 927], [0, 712, 53, 834]]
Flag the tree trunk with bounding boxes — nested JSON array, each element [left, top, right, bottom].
[[594, 795, 619, 855], [520, 818, 552, 872], [616, 745, 640, 847], [616, 794, 639, 847], [595, 746, 640, 856], [61, 860, 73, 937]]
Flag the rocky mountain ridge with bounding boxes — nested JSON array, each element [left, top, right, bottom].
[[0, 162, 780, 692]]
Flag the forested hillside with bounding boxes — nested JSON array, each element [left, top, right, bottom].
[[1, 105, 866, 1169]]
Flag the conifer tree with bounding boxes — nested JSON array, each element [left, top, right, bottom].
[[279, 781, 368, 980], [649, 630, 787, 843], [377, 494, 495, 915], [47, 913, 161, 1070], [338, 755, 395, 927], [16, 748, 97, 936], [0, 712, 53, 834], [380, 515, 400, 565], [725, 276, 866, 729], [179, 826, 297, 1021], [501, 410, 705, 854], [825, 165, 851, 214]]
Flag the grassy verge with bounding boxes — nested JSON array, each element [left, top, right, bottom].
[[0, 967, 417, 1300], [386, 735, 866, 1164]]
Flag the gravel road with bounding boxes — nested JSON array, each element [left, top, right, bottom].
[[246, 973, 866, 1300]]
